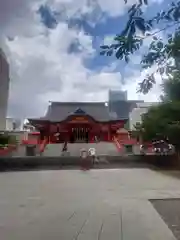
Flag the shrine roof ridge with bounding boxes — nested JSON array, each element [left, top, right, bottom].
[[28, 100, 141, 124], [49, 101, 108, 105]]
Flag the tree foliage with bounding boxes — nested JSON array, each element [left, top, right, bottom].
[[131, 122, 143, 141], [161, 70, 180, 101], [139, 102, 180, 149], [133, 62, 180, 148], [100, 0, 180, 93]]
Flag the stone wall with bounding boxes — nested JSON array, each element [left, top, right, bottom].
[[0, 155, 179, 171], [140, 154, 180, 169]]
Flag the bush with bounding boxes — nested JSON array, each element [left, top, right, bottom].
[[0, 134, 9, 146], [0, 133, 18, 147], [8, 135, 18, 145]]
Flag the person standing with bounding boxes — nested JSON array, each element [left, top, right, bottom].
[[88, 147, 96, 166], [94, 135, 98, 143], [62, 141, 67, 152]]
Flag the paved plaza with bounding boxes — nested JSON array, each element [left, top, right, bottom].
[[1, 169, 180, 239]]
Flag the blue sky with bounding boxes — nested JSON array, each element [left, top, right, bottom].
[[0, 0, 171, 118], [38, 0, 169, 77]]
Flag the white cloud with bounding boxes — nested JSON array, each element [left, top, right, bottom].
[[97, 0, 139, 17], [123, 67, 162, 102], [6, 22, 122, 118], [50, 0, 163, 18], [0, 0, 45, 39], [45, 0, 135, 19], [0, 0, 162, 119]]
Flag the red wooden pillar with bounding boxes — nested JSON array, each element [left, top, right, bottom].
[[37, 132, 40, 144], [90, 129, 94, 142], [66, 123, 70, 143], [108, 125, 111, 142], [89, 131, 92, 143], [90, 124, 95, 142]]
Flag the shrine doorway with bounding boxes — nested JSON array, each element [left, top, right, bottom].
[[70, 126, 90, 143]]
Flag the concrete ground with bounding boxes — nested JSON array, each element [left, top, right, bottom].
[[1, 169, 180, 240]]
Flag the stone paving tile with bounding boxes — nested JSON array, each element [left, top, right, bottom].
[[151, 199, 180, 240], [121, 199, 176, 240], [0, 169, 180, 239], [99, 211, 122, 240], [76, 209, 104, 240]]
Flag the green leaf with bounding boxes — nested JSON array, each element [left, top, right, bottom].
[[115, 48, 123, 59], [100, 51, 106, 55], [100, 0, 180, 96], [107, 50, 113, 56], [130, 22, 136, 35], [128, 4, 137, 13], [157, 41, 164, 49], [100, 45, 109, 49], [134, 17, 146, 33], [125, 55, 129, 62], [110, 43, 120, 49]]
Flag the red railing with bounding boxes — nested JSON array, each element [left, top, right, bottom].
[[39, 138, 48, 153], [0, 145, 17, 156], [113, 136, 123, 152], [115, 135, 155, 154], [20, 131, 48, 154], [21, 139, 38, 145], [113, 135, 140, 153]]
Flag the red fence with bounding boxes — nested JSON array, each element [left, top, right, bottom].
[[0, 145, 17, 156]]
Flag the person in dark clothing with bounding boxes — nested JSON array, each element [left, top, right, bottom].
[[62, 141, 68, 152]]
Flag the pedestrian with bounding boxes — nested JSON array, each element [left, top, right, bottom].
[[88, 147, 96, 166], [80, 149, 89, 170], [94, 135, 98, 143], [62, 141, 67, 152]]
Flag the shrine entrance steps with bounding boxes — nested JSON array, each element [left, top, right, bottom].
[[43, 142, 119, 157]]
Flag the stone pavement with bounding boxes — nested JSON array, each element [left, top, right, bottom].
[[1, 169, 180, 239]]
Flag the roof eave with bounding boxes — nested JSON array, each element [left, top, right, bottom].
[[28, 118, 49, 124]]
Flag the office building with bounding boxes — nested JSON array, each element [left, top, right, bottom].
[[0, 49, 10, 131]]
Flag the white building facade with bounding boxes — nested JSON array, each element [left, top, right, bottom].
[[0, 49, 10, 131], [129, 102, 159, 130], [6, 118, 22, 131]]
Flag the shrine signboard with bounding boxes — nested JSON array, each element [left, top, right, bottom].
[[68, 116, 90, 123]]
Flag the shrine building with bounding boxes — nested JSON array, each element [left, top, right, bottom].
[[28, 101, 139, 143]]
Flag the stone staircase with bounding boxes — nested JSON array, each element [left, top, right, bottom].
[[43, 142, 119, 157]]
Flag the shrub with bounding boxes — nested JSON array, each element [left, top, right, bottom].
[[0, 134, 9, 146], [0, 133, 18, 147]]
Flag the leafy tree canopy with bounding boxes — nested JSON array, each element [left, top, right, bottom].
[[161, 70, 180, 101], [139, 101, 180, 149], [100, 0, 180, 93]]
